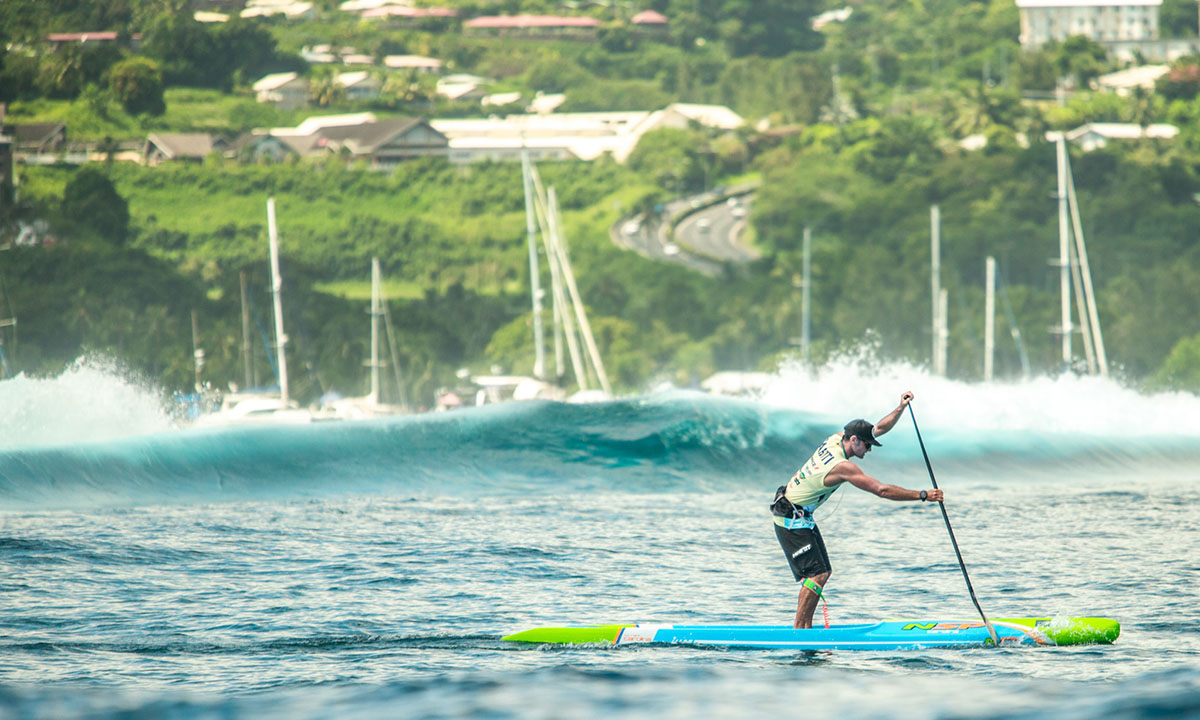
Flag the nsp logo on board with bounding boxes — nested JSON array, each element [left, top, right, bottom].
[[902, 622, 985, 631]]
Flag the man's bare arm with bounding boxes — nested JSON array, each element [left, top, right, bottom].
[[873, 391, 914, 437], [828, 461, 942, 502]]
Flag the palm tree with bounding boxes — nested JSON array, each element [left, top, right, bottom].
[[309, 72, 346, 108]]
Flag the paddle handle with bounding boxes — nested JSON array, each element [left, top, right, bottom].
[[908, 403, 1001, 648]]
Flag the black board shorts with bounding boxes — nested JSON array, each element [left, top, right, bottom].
[[774, 523, 832, 581]]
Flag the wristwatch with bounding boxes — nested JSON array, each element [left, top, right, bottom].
[[919, 490, 928, 501]]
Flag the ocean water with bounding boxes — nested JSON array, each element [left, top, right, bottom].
[[1, 360, 1199, 719]]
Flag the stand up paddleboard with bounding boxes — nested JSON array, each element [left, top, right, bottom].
[[503, 617, 1120, 650]]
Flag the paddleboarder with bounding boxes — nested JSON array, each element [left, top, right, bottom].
[[772, 391, 943, 629]]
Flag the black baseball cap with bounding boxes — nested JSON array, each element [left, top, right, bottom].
[[844, 419, 882, 447]]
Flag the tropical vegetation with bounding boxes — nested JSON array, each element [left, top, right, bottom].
[[4, 0, 1200, 406]]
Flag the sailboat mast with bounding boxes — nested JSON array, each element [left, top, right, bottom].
[[1063, 148, 1108, 377], [240, 270, 253, 388], [1055, 137, 1073, 370], [370, 257, 382, 406], [547, 187, 611, 395], [521, 150, 546, 380], [267, 197, 289, 407]]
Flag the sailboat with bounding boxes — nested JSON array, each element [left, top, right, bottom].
[[324, 257, 408, 419], [194, 198, 327, 426], [469, 151, 610, 407]]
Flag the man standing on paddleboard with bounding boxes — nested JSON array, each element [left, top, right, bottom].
[[771, 391, 943, 629]]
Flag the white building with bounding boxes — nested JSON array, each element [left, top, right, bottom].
[[253, 72, 309, 110], [1015, 0, 1161, 49], [241, 0, 316, 20], [1049, 122, 1179, 151], [336, 71, 381, 101], [1095, 64, 1169, 94], [430, 103, 745, 164], [384, 55, 444, 73]]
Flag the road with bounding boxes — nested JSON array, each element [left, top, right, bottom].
[[674, 194, 759, 263], [611, 190, 758, 277]]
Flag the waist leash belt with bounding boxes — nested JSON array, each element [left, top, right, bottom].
[[771, 485, 812, 523]]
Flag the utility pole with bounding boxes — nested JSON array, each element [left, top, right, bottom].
[[937, 289, 948, 376], [931, 205, 943, 375], [191, 310, 204, 393], [984, 257, 995, 382], [801, 226, 812, 366]]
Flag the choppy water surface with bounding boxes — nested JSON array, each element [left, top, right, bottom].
[[1, 363, 1198, 719]]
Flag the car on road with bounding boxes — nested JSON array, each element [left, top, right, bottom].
[[623, 220, 641, 236], [663, 243, 680, 256], [696, 218, 711, 232], [730, 205, 746, 219]]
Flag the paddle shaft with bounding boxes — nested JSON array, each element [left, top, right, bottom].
[[907, 404, 1001, 647]]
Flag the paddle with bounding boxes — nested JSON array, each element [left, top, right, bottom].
[[907, 403, 1002, 647]]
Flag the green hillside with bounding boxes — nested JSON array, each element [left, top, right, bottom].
[[4, 0, 1200, 404]]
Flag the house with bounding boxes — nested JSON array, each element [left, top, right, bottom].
[[253, 72, 309, 110], [265, 114, 447, 167], [528, 92, 566, 114], [1095, 64, 1169, 94], [663, 103, 745, 131], [308, 117, 449, 168], [384, 55, 444, 74], [301, 45, 338, 63], [812, 7, 853, 30], [463, 15, 601, 39], [143, 133, 226, 165], [630, 9, 669, 36], [1052, 122, 1179, 151], [361, 5, 458, 21], [45, 31, 117, 49], [631, 10, 668, 26], [6, 122, 67, 155], [241, 0, 316, 19], [278, 112, 378, 136], [339, 0, 393, 10], [437, 75, 489, 102], [482, 92, 523, 108], [337, 71, 381, 101], [225, 133, 299, 164], [1015, 0, 1160, 49]]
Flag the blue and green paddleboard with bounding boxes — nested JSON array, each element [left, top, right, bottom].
[[503, 617, 1120, 650]]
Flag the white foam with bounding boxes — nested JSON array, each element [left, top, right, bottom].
[[758, 352, 1200, 437], [0, 357, 176, 450]]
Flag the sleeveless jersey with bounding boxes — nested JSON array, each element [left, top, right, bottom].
[[773, 432, 849, 529]]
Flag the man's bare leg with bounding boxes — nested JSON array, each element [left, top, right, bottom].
[[793, 571, 830, 629]]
